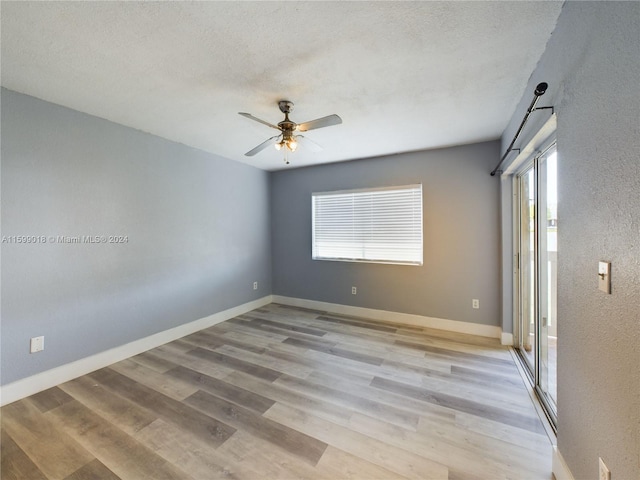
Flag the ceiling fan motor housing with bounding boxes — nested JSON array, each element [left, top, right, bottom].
[[277, 101, 297, 133]]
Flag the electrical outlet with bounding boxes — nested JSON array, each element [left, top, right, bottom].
[[599, 457, 610, 480], [472, 299, 480, 309], [352, 286, 357, 295], [253, 281, 258, 290], [30, 336, 44, 353]]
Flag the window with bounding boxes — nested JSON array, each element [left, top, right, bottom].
[[312, 184, 423, 265]]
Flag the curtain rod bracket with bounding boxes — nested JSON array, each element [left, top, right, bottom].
[[534, 106, 555, 114], [490, 82, 554, 176]]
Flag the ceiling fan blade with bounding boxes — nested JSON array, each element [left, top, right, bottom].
[[296, 114, 342, 132], [296, 135, 323, 153], [245, 135, 280, 156], [238, 112, 281, 131]]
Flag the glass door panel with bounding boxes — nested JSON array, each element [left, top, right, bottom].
[[518, 167, 536, 374], [538, 147, 558, 410]]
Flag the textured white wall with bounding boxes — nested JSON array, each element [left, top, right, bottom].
[[501, 3, 640, 479]]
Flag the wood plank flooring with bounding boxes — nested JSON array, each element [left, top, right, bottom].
[[1, 304, 553, 479]]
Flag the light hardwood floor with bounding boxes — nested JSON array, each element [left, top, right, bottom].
[[1, 304, 553, 479]]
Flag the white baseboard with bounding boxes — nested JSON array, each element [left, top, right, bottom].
[[0, 296, 272, 407], [272, 295, 502, 339], [552, 446, 575, 480], [501, 332, 514, 346]]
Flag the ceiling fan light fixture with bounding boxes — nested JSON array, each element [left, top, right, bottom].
[[275, 136, 297, 152], [239, 100, 342, 162]]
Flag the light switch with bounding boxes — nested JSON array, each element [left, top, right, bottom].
[[598, 261, 611, 294]]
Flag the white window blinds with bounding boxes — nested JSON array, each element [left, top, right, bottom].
[[312, 184, 423, 265]]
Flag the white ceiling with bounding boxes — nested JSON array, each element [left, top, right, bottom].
[[1, 1, 563, 171]]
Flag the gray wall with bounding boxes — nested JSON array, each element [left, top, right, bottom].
[[501, 3, 640, 479], [1, 88, 271, 385], [271, 142, 501, 327]]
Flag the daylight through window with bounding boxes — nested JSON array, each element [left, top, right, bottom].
[[312, 185, 423, 265]]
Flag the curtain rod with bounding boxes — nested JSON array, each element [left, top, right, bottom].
[[490, 82, 552, 176]]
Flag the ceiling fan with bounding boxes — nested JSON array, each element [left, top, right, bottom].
[[239, 100, 342, 163]]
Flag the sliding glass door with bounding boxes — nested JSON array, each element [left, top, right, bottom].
[[516, 144, 558, 424]]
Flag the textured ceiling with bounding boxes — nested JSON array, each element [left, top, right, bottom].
[[1, 1, 563, 171]]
